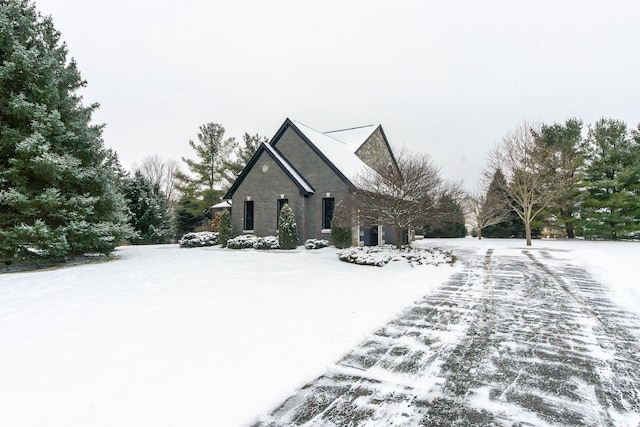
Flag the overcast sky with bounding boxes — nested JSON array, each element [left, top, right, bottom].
[[36, 0, 640, 189]]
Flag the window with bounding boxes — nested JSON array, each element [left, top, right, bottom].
[[277, 199, 288, 228], [244, 201, 254, 231], [322, 197, 335, 230]]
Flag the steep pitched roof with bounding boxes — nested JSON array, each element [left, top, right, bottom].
[[324, 124, 378, 152], [284, 119, 375, 185], [225, 118, 391, 200], [223, 141, 315, 199]]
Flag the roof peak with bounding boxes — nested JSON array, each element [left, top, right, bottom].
[[324, 124, 377, 134]]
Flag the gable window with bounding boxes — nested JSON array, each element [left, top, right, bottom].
[[244, 201, 254, 231], [277, 199, 288, 228], [322, 197, 335, 230]]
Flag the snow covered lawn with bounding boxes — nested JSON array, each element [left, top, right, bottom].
[[1, 238, 639, 426], [0, 244, 457, 427]]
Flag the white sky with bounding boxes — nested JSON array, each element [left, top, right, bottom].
[[35, 0, 640, 189]]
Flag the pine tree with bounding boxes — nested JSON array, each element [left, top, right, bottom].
[[0, 0, 132, 264], [578, 118, 640, 239], [176, 123, 238, 212], [534, 118, 584, 238], [330, 200, 352, 248], [123, 172, 172, 245], [224, 132, 267, 185], [278, 204, 298, 249]]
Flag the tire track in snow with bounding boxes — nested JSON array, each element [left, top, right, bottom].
[[251, 248, 640, 426]]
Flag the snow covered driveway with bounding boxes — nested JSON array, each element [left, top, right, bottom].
[[253, 245, 640, 426]]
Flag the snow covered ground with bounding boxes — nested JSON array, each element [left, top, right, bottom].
[[1, 238, 638, 426]]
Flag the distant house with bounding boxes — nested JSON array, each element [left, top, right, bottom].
[[223, 118, 401, 246]]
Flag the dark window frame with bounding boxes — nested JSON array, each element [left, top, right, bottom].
[[322, 197, 335, 229], [244, 200, 254, 231]]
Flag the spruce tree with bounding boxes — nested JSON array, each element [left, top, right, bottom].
[[423, 194, 466, 238], [0, 0, 132, 263], [578, 118, 640, 239], [123, 172, 172, 245], [278, 204, 298, 249], [482, 169, 527, 238]]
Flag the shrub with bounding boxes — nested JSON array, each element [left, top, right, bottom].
[[330, 200, 352, 248], [226, 235, 280, 250], [179, 232, 219, 247], [255, 235, 280, 250], [226, 235, 258, 249], [337, 245, 455, 267], [218, 209, 234, 247], [278, 204, 298, 249], [304, 239, 329, 250], [337, 247, 391, 267]]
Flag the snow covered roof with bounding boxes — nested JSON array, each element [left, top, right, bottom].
[[209, 200, 232, 210], [289, 120, 374, 184], [324, 124, 378, 152]]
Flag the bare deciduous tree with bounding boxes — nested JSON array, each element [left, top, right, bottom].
[[488, 121, 564, 246], [467, 189, 510, 240], [137, 155, 181, 205], [356, 148, 461, 249]]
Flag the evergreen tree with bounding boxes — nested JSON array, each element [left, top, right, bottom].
[[578, 118, 640, 239], [534, 118, 584, 238], [176, 123, 238, 213], [123, 172, 172, 245], [224, 132, 267, 184], [0, 0, 132, 263], [174, 195, 205, 238], [330, 200, 352, 248], [278, 204, 298, 249], [482, 169, 527, 238], [423, 194, 466, 238], [217, 209, 234, 247]]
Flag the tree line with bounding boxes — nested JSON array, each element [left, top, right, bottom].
[[470, 118, 640, 244], [0, 0, 265, 266], [3, 1, 639, 267]]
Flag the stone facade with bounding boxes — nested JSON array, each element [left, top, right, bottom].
[[354, 128, 396, 175]]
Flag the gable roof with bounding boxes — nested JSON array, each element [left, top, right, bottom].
[[282, 119, 375, 185], [223, 141, 315, 199], [225, 117, 391, 200], [324, 124, 378, 152]]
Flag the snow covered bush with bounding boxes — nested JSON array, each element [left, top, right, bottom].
[[304, 239, 329, 250], [337, 247, 393, 267], [255, 236, 280, 250], [226, 235, 258, 249], [179, 232, 219, 247], [226, 235, 280, 250], [278, 204, 298, 249], [337, 246, 455, 267]]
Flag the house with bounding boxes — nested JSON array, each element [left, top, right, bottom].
[[223, 118, 400, 246]]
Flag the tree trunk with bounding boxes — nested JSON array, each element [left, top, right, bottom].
[[395, 227, 402, 250], [477, 228, 482, 240], [525, 222, 532, 246], [565, 221, 575, 239]]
